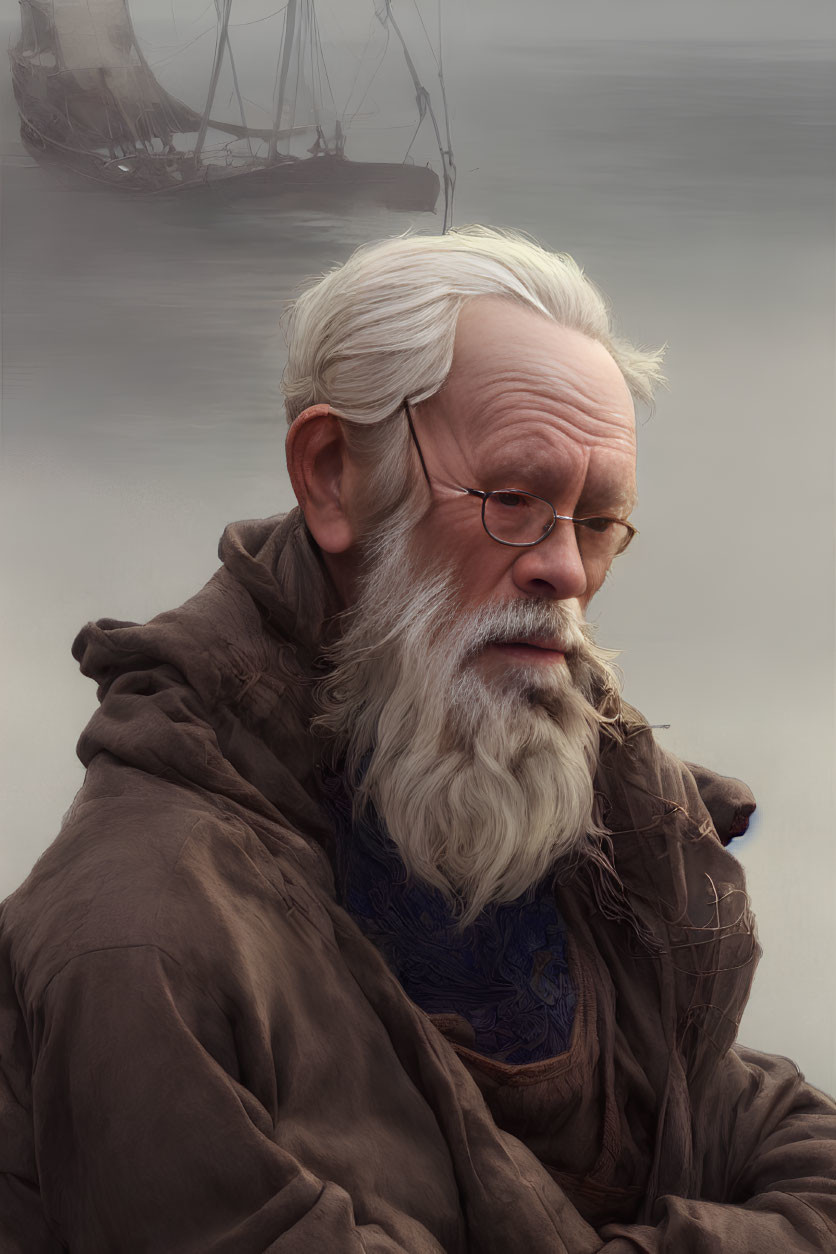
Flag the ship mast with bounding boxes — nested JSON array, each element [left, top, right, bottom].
[[215, 0, 252, 152], [378, 0, 456, 231], [268, 0, 300, 162], [193, 0, 233, 163], [436, 0, 456, 227]]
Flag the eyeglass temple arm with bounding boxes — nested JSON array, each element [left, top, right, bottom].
[[404, 401, 432, 488], [404, 406, 486, 502]]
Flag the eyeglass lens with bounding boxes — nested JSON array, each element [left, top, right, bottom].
[[483, 492, 630, 566]]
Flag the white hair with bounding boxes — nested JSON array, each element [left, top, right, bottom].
[[282, 223, 665, 422], [280, 224, 665, 529]]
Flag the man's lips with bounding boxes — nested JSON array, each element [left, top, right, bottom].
[[484, 639, 569, 662]]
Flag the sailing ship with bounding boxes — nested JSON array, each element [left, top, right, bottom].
[[10, 0, 456, 223]]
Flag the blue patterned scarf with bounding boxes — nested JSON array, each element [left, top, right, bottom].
[[323, 771, 577, 1065]]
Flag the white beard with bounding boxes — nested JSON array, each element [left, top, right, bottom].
[[314, 521, 624, 932]]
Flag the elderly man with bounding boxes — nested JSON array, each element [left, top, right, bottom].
[[1, 226, 834, 1253]]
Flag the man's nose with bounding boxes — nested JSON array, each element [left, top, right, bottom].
[[509, 519, 588, 601]]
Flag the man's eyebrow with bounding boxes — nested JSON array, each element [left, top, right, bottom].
[[477, 455, 636, 514], [541, 472, 637, 516], [584, 488, 637, 517]]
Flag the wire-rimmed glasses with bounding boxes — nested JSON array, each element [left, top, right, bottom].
[[403, 399, 637, 569]]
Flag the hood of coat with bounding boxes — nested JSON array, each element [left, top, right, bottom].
[[69, 510, 344, 889]]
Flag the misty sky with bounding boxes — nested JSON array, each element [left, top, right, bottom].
[[1, 3, 834, 1092]]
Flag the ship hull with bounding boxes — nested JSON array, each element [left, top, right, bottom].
[[187, 154, 440, 213], [16, 122, 440, 214]]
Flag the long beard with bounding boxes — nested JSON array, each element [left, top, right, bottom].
[[313, 522, 625, 932]]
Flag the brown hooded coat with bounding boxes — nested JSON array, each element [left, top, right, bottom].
[[1, 510, 835, 1253]]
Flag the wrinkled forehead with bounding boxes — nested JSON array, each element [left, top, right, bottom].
[[439, 297, 637, 454]]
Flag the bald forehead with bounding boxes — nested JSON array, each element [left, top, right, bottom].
[[444, 296, 636, 452]]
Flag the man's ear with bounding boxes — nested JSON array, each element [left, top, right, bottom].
[[285, 404, 356, 554]]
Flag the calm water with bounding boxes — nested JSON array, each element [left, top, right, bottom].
[[2, 16, 834, 1091]]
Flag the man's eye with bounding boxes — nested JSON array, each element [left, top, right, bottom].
[[580, 516, 614, 533], [492, 492, 529, 509]]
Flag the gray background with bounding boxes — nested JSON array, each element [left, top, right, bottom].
[[2, 1, 834, 1094]]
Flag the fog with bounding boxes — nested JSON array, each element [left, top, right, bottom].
[[1, 2, 834, 1093]]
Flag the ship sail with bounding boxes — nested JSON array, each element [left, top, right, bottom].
[[12, 0, 314, 156], [14, 0, 204, 151]]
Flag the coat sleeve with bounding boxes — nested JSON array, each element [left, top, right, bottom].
[[27, 943, 447, 1254], [596, 1043, 836, 1252]]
